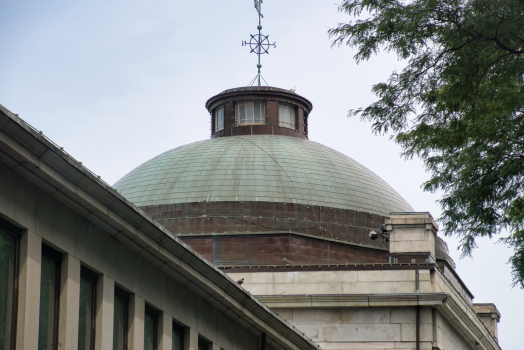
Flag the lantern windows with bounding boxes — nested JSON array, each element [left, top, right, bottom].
[[214, 106, 224, 132], [235, 101, 265, 125], [278, 103, 296, 129]]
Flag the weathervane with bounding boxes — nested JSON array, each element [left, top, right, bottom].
[[242, 0, 276, 86]]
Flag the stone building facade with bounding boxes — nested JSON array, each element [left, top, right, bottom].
[[0, 104, 318, 350], [231, 213, 500, 350]]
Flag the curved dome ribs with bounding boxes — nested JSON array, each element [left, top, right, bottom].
[[115, 136, 413, 215], [236, 136, 321, 224]]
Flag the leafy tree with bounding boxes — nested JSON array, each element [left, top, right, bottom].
[[329, 0, 524, 287]]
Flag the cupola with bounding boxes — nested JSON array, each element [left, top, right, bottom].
[[206, 86, 313, 139]]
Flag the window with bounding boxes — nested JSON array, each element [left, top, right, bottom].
[[0, 222, 18, 350], [144, 306, 157, 350], [172, 323, 184, 350], [198, 338, 209, 350], [38, 246, 61, 350], [235, 101, 265, 125], [78, 268, 97, 350], [278, 104, 295, 129], [215, 106, 224, 132], [113, 288, 129, 350]]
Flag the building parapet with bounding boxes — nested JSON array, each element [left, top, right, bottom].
[[472, 303, 501, 341]]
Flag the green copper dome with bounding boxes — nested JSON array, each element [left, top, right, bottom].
[[114, 135, 413, 216]]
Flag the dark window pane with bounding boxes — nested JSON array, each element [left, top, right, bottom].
[[198, 338, 208, 350], [172, 325, 183, 350], [144, 312, 155, 350], [78, 272, 96, 350], [113, 294, 127, 350], [38, 249, 60, 350], [0, 230, 16, 350]]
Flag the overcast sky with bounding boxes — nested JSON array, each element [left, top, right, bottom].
[[1, 0, 522, 348]]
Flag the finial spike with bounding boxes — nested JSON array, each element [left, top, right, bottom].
[[243, 0, 276, 86]]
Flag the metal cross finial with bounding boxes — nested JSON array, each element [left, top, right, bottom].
[[242, 0, 276, 86]]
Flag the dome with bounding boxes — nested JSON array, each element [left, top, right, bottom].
[[114, 86, 415, 266], [114, 135, 413, 216]]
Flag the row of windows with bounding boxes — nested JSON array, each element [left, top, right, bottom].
[[0, 225, 214, 350], [214, 101, 298, 132], [112, 288, 182, 350]]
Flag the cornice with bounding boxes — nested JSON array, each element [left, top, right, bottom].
[[257, 293, 500, 350]]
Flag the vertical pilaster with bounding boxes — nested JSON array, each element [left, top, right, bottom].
[[432, 308, 440, 350], [128, 294, 145, 350], [158, 312, 173, 350], [184, 328, 198, 350], [95, 274, 114, 350], [16, 230, 42, 350], [224, 102, 234, 136], [209, 343, 220, 350], [58, 254, 81, 350], [266, 101, 278, 127], [297, 107, 304, 133]]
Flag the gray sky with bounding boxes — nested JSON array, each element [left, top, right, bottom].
[[1, 0, 521, 348]]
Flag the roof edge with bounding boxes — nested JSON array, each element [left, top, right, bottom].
[[205, 86, 313, 112]]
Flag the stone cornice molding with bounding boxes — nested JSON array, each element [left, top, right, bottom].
[[257, 293, 500, 350]]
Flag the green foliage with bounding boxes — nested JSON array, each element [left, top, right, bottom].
[[329, 0, 524, 287]]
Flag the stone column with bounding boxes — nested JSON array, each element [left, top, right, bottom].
[[158, 312, 173, 350], [95, 275, 115, 350], [58, 254, 81, 350], [128, 294, 145, 350], [16, 230, 42, 350], [184, 328, 199, 350]]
